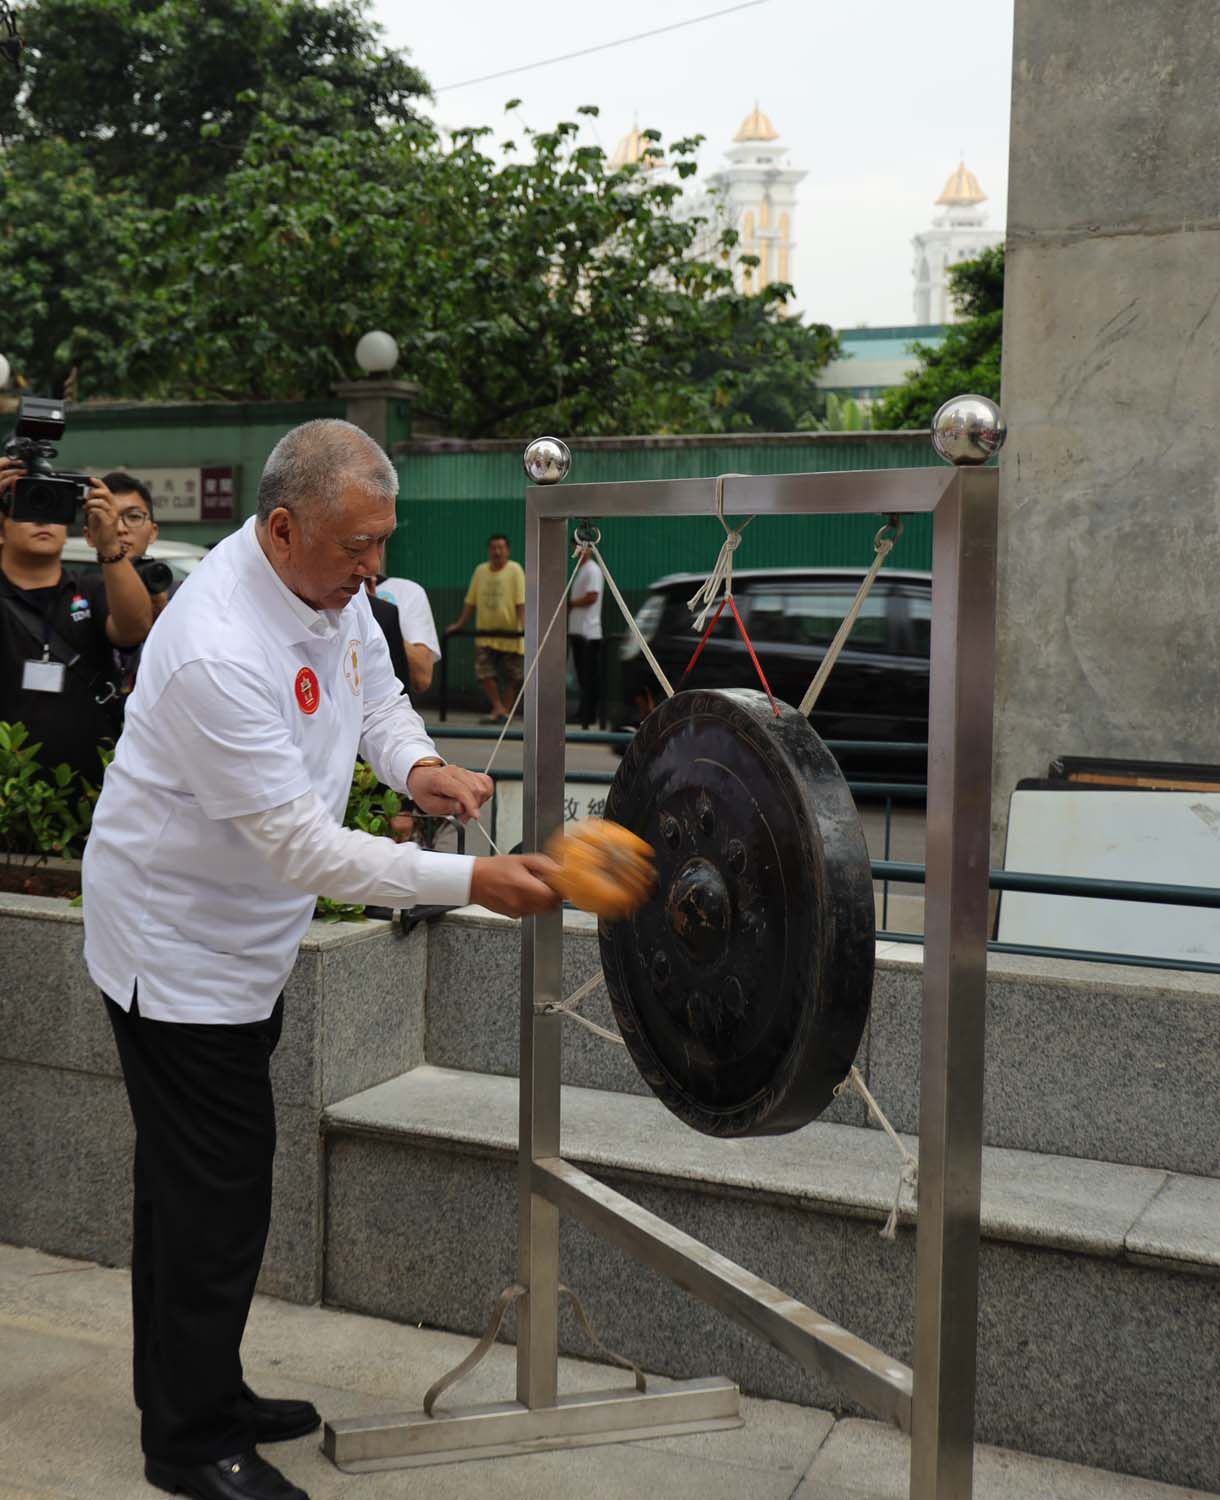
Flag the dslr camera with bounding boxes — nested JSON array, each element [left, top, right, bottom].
[[3, 395, 90, 526], [133, 557, 174, 596]]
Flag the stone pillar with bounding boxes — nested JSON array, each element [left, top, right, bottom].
[[993, 0, 1220, 851], [333, 378, 443, 450]]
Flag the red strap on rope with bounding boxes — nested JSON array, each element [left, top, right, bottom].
[[680, 595, 781, 717], [680, 598, 727, 684], [727, 595, 781, 716]]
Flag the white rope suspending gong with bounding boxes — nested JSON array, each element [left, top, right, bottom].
[[467, 547, 584, 855], [834, 1064, 918, 1242], [539, 968, 626, 1047], [687, 473, 753, 630], [587, 536, 675, 700], [798, 516, 903, 719]]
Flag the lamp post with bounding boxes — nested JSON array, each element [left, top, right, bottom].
[[334, 330, 429, 449]]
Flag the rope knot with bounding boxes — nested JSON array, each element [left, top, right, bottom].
[[724, 530, 742, 553]]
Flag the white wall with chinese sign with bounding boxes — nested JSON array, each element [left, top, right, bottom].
[[115, 466, 237, 524]]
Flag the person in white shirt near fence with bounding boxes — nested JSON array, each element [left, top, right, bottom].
[[375, 571, 440, 695], [567, 538, 604, 730]]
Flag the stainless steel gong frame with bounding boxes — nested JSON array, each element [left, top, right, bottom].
[[326, 464, 998, 1500]]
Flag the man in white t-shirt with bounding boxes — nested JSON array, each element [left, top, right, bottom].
[[375, 573, 440, 695], [566, 539, 604, 730], [83, 419, 559, 1500]]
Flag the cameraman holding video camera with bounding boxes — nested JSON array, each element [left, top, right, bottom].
[[0, 455, 152, 784]]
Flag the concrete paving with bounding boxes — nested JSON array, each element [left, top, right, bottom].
[[1, 1244, 1213, 1500]]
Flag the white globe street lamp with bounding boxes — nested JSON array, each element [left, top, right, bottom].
[[354, 331, 399, 377], [0, 354, 10, 389]]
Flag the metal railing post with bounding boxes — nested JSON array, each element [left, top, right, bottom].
[[438, 640, 449, 722]]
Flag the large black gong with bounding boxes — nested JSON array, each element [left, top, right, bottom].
[[600, 688, 874, 1137]]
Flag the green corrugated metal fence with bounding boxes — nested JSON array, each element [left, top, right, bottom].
[[389, 432, 940, 714], [389, 434, 939, 603]]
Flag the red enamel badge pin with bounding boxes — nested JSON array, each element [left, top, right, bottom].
[[295, 667, 320, 715]]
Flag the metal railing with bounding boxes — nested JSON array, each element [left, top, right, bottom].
[[422, 722, 1220, 977]]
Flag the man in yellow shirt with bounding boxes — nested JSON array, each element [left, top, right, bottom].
[[445, 534, 525, 724]]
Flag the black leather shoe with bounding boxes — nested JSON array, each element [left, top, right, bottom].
[[239, 1384, 321, 1445], [145, 1448, 308, 1499]]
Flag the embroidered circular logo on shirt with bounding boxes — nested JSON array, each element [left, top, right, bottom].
[[343, 639, 362, 695], [295, 667, 320, 715]]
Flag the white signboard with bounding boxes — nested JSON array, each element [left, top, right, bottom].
[[100, 466, 237, 524], [489, 779, 612, 855], [138, 467, 203, 522], [998, 789, 1220, 962]]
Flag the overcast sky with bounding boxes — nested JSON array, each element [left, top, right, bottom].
[[368, 0, 1014, 330]]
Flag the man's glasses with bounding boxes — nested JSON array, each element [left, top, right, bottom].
[[117, 508, 152, 526]]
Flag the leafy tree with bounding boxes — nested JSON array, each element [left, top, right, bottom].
[[0, 138, 157, 395], [817, 393, 872, 431], [0, 0, 838, 429], [123, 110, 838, 433], [0, 0, 428, 203], [873, 246, 1003, 429], [679, 290, 838, 433]]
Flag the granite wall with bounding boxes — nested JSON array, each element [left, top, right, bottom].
[[0, 896, 426, 1303], [994, 0, 1220, 847]]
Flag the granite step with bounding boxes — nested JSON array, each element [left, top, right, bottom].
[[424, 907, 1220, 1178], [321, 1064, 1220, 1495]]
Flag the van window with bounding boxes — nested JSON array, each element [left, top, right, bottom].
[[905, 595, 933, 657], [747, 589, 889, 649], [659, 594, 733, 640]]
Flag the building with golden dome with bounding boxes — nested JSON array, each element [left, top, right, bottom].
[[613, 105, 805, 299], [608, 121, 665, 172], [912, 161, 1003, 322], [704, 104, 805, 296]]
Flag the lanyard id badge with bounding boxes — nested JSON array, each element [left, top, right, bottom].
[[22, 647, 66, 694]]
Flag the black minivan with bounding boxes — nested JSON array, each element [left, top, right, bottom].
[[619, 568, 931, 782]]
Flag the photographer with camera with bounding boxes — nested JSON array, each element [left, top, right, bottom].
[[0, 454, 152, 784], [85, 472, 174, 615], [83, 472, 174, 706]]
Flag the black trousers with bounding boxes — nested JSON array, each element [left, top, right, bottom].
[[568, 636, 602, 730], [104, 990, 284, 1465]]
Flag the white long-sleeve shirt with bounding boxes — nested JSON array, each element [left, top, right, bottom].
[[83, 518, 475, 1023], [230, 791, 470, 910]]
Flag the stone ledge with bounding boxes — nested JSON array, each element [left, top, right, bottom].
[[1126, 1175, 1220, 1279], [0, 890, 401, 951], [323, 1065, 1217, 1273], [426, 913, 1220, 1176]]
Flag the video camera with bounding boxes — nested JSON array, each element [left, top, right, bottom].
[[3, 396, 90, 526]]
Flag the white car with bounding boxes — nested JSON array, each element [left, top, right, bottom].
[[61, 536, 210, 585]]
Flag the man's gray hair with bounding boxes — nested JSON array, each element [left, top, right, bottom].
[[256, 419, 397, 527]]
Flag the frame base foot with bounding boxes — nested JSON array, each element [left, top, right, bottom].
[[323, 1375, 741, 1473]]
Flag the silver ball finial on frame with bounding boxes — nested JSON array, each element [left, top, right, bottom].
[[523, 436, 572, 485], [930, 395, 1007, 466]]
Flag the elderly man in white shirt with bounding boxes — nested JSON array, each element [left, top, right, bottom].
[[83, 419, 559, 1500]]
